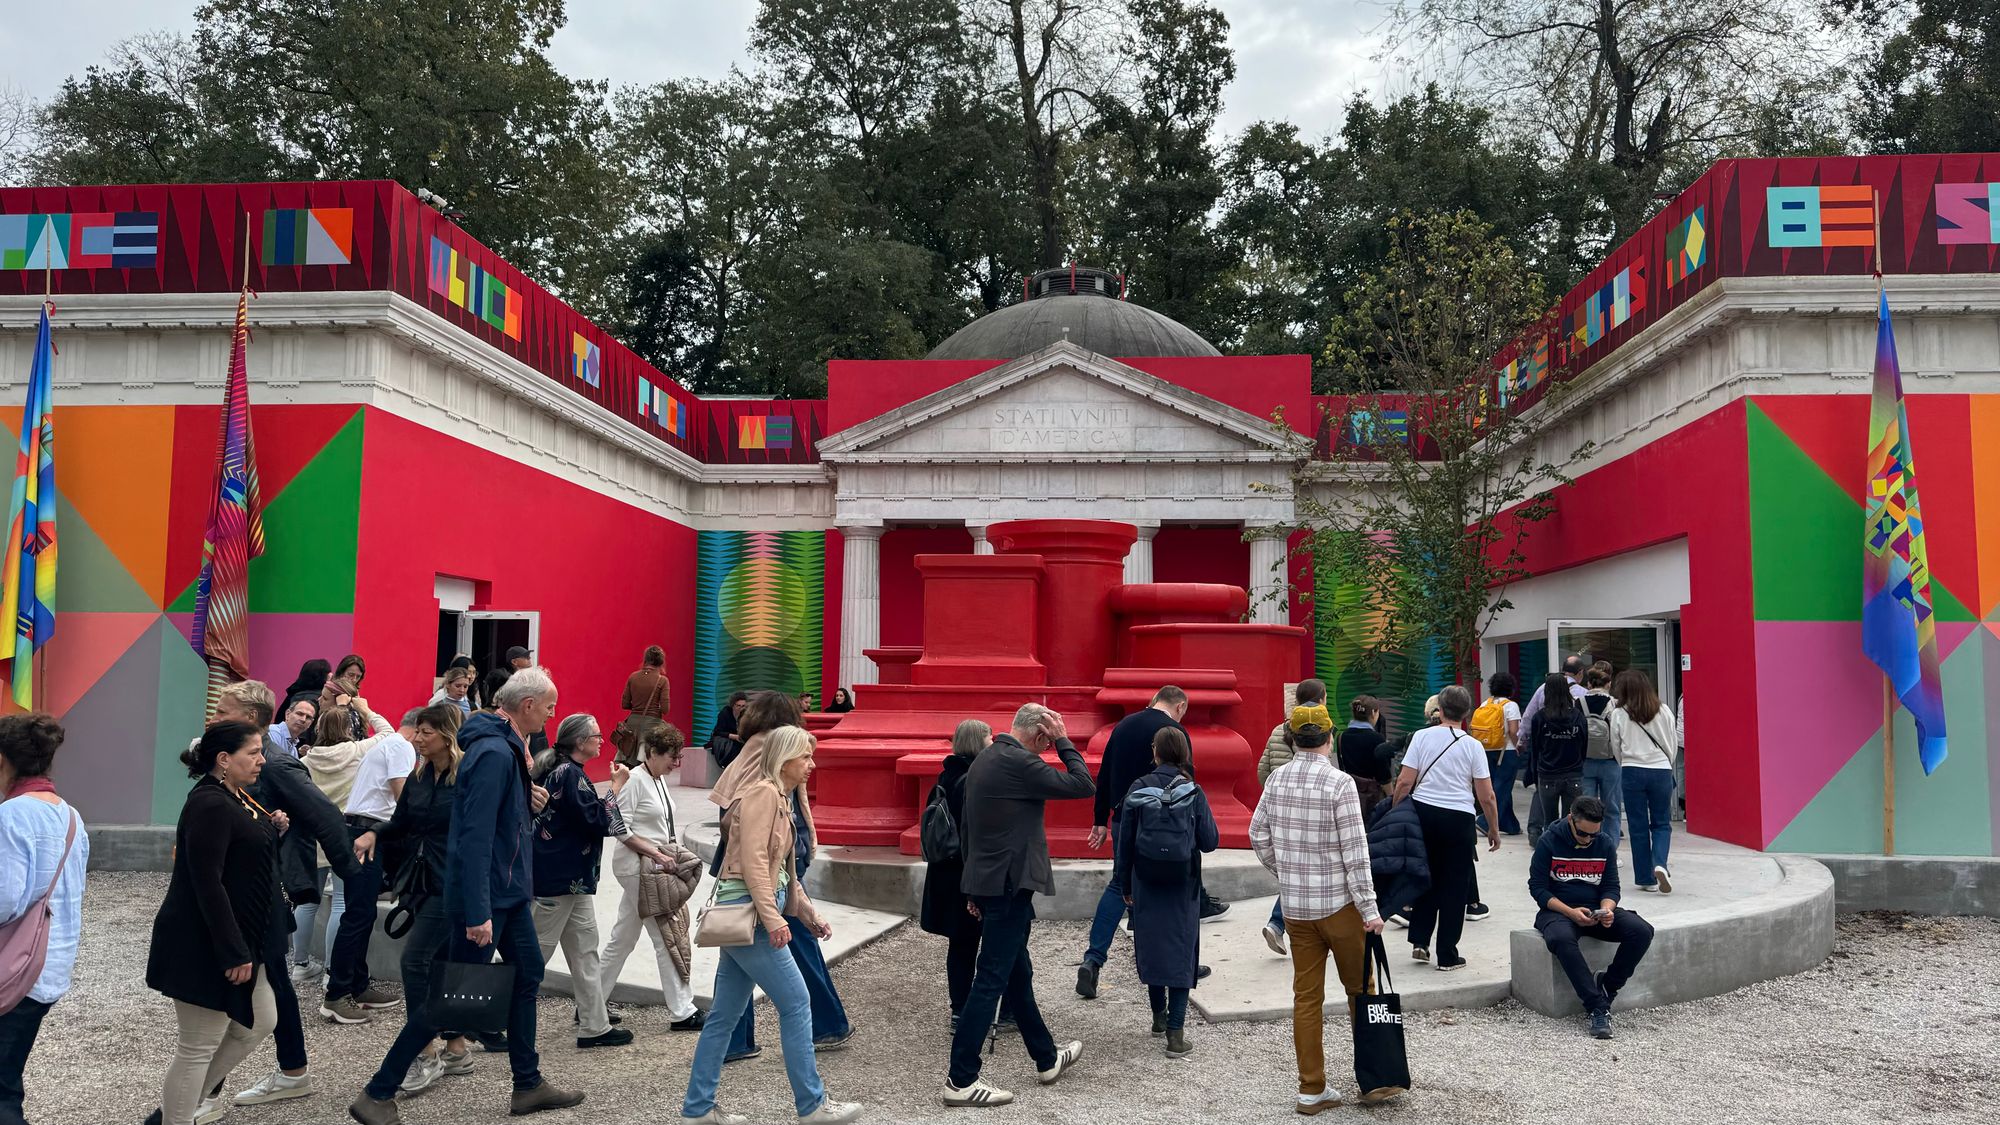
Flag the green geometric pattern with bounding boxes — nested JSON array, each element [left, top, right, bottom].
[[168, 410, 363, 613], [694, 530, 826, 726]]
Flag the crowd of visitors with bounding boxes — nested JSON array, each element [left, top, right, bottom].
[[0, 639, 1689, 1124]]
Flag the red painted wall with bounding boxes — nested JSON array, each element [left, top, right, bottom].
[[350, 409, 698, 779], [1153, 526, 1247, 586], [879, 527, 975, 647], [1502, 403, 1758, 846]]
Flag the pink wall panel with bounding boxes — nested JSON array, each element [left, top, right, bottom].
[[350, 409, 698, 778]]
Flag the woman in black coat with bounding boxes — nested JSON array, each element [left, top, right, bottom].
[[146, 721, 284, 1125], [920, 720, 991, 1025], [1113, 726, 1219, 1060]]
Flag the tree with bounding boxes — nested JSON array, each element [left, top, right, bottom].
[[1393, 0, 1845, 278], [32, 0, 619, 305], [967, 0, 1132, 267], [1292, 210, 1592, 686], [1099, 0, 1241, 342], [1224, 87, 1552, 388], [1858, 0, 2000, 153]]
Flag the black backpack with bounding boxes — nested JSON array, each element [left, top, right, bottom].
[[919, 783, 961, 863], [1126, 776, 1201, 882], [1536, 708, 1588, 775]]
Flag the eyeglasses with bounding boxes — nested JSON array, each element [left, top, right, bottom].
[[583, 733, 603, 743], [1569, 820, 1600, 842]]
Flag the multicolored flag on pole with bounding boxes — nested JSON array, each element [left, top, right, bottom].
[[1862, 290, 1947, 774], [191, 289, 266, 715], [0, 304, 58, 709]]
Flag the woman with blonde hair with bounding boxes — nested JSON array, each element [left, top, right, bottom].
[[682, 726, 861, 1124], [430, 666, 475, 716], [349, 704, 479, 1113], [294, 698, 395, 994]]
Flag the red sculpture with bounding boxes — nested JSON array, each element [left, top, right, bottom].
[[808, 518, 1305, 857]]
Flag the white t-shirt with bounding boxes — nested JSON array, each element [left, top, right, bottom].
[[1404, 725, 1490, 814], [345, 732, 417, 822], [1502, 700, 1523, 750]]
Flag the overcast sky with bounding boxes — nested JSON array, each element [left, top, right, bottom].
[[1, 0, 1410, 143]]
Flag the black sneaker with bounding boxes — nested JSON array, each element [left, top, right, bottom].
[[813, 1029, 853, 1052], [723, 1047, 762, 1064], [472, 1031, 510, 1053], [1076, 963, 1099, 1000], [1199, 894, 1230, 921], [1590, 1009, 1614, 1039], [669, 1011, 706, 1032], [1195, 964, 1212, 981], [576, 1028, 633, 1049], [1464, 902, 1491, 921], [1151, 1010, 1167, 1037]]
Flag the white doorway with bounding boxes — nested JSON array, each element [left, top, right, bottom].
[[457, 611, 540, 682], [1545, 618, 1676, 708]]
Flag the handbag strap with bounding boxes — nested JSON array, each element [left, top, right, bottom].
[[636, 673, 665, 717], [1364, 930, 1395, 995], [33, 811, 78, 910]]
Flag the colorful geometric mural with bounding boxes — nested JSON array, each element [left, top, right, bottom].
[[1665, 208, 1707, 286], [1311, 562, 1452, 742], [426, 235, 522, 339], [1766, 184, 1876, 248], [1933, 182, 1999, 245], [0, 403, 362, 824], [262, 207, 352, 266], [693, 531, 825, 733], [736, 415, 795, 450], [571, 333, 602, 388], [1747, 395, 2000, 855], [0, 212, 160, 270]]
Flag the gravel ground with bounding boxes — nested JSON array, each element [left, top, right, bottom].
[[27, 873, 2000, 1125]]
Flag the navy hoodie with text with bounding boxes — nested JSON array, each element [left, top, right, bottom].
[[1527, 820, 1622, 912]]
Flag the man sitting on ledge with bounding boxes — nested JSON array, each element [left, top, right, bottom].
[[1527, 795, 1654, 1040]]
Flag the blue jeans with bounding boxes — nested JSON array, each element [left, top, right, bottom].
[[948, 891, 1059, 1089], [365, 898, 453, 1101], [447, 901, 544, 1091], [1579, 759, 1623, 848], [1623, 767, 1675, 884], [684, 893, 827, 1118], [1147, 986, 1189, 1031], [328, 825, 384, 1001], [293, 865, 337, 965], [728, 863, 850, 1054], [0, 995, 50, 1125], [1083, 823, 1127, 968], [1268, 899, 1285, 928]]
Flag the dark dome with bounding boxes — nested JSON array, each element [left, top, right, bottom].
[[926, 266, 1220, 361]]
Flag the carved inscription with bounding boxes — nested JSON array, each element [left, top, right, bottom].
[[990, 403, 1134, 451]]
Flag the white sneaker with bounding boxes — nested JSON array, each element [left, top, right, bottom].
[[942, 1077, 1014, 1107], [400, 1054, 444, 1095], [233, 1068, 313, 1105], [1261, 921, 1289, 956], [1296, 1088, 1344, 1114], [1654, 865, 1673, 894], [1036, 1040, 1083, 1085], [438, 1047, 476, 1076], [194, 1095, 228, 1125], [800, 1100, 863, 1124], [682, 1110, 749, 1125], [288, 960, 320, 987]]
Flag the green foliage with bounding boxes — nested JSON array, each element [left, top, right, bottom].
[[1859, 0, 2000, 153], [1298, 211, 1591, 682]]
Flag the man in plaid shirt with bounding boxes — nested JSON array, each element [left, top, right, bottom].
[[1249, 704, 1388, 1114]]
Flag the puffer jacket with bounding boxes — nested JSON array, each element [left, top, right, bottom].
[[1256, 721, 1294, 785], [1365, 795, 1431, 917]]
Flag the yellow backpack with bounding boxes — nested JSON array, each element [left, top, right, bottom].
[[1469, 697, 1510, 750]]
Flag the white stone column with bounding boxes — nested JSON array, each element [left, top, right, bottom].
[[969, 523, 993, 555], [839, 524, 884, 687], [1245, 522, 1290, 625], [1123, 522, 1160, 584]]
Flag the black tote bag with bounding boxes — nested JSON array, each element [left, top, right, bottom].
[[427, 958, 516, 1034], [1353, 932, 1412, 1101]]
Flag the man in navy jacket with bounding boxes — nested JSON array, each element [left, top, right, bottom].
[[431, 666, 585, 1120], [1527, 795, 1654, 1040]]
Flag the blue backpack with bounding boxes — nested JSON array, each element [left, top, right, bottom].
[[1125, 776, 1200, 881]]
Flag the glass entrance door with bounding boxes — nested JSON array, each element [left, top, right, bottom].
[[1545, 619, 1676, 706]]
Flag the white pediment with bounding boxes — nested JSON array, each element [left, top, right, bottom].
[[817, 342, 1302, 464]]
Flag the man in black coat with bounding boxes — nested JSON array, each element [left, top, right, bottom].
[[943, 704, 1092, 1109], [211, 680, 360, 1110]]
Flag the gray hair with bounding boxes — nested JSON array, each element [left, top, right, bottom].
[[401, 707, 427, 728], [1438, 684, 1475, 722], [951, 719, 992, 758], [1011, 703, 1055, 738], [553, 713, 599, 752], [494, 665, 556, 711]]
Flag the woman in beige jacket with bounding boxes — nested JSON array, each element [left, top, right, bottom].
[[679, 725, 861, 1125]]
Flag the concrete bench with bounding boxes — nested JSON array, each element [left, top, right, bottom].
[[1508, 856, 1835, 1016]]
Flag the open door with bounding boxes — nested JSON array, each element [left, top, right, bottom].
[[457, 611, 540, 680], [1546, 618, 1676, 707]]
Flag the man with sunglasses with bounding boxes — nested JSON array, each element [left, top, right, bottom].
[[1527, 795, 1655, 1039]]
